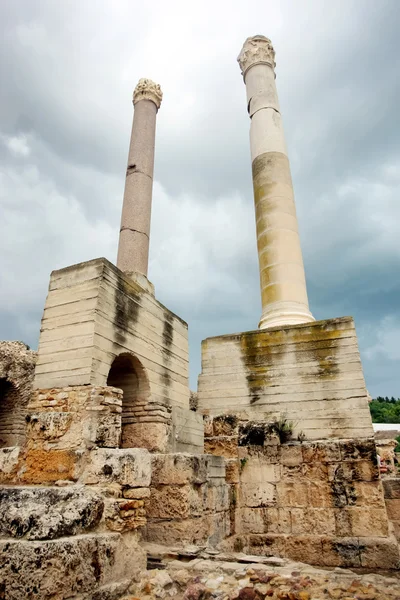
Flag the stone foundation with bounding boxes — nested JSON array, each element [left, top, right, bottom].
[[198, 317, 373, 440], [145, 453, 231, 547], [204, 415, 400, 569]]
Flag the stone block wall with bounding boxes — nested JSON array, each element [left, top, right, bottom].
[[0, 341, 36, 448], [198, 317, 373, 440], [383, 478, 400, 542], [144, 453, 231, 547], [0, 381, 152, 599], [204, 415, 400, 569]]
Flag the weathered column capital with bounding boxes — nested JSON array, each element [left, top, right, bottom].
[[133, 78, 163, 109], [237, 35, 276, 79]]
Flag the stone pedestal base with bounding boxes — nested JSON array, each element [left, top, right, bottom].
[[198, 317, 373, 440]]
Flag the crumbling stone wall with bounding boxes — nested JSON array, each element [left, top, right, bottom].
[[0, 382, 151, 599], [204, 414, 400, 569], [0, 341, 36, 448]]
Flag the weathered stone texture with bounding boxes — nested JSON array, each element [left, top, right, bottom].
[[0, 486, 104, 540], [27, 385, 123, 452], [81, 448, 151, 488], [198, 317, 373, 441], [0, 532, 145, 600], [145, 453, 230, 546], [204, 422, 398, 568], [0, 341, 36, 448]]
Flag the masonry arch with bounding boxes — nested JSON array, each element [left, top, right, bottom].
[[106, 353, 150, 448], [0, 378, 24, 447]]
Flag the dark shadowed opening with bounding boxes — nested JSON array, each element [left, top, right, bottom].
[[106, 353, 150, 448], [0, 378, 23, 447]]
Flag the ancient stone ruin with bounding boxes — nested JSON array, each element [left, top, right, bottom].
[[1, 36, 400, 599]]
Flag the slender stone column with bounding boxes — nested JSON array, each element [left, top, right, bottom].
[[238, 36, 314, 330], [117, 78, 163, 277]]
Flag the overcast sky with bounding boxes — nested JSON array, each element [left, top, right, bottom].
[[1, 0, 399, 397]]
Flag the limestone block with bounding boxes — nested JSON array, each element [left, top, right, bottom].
[[334, 507, 389, 537], [147, 484, 203, 519], [0, 486, 103, 540], [291, 508, 335, 536], [0, 532, 146, 600], [240, 507, 268, 534], [204, 483, 230, 512], [359, 536, 400, 569], [123, 422, 170, 452], [276, 481, 308, 507], [145, 517, 208, 546], [151, 454, 210, 486], [207, 511, 231, 546], [204, 436, 238, 458], [383, 477, 400, 499], [81, 448, 151, 488], [265, 507, 292, 534], [302, 441, 341, 463], [27, 412, 73, 444], [339, 438, 377, 461], [327, 460, 379, 482], [122, 487, 150, 499], [284, 535, 325, 565], [20, 448, 84, 484], [225, 459, 240, 483], [207, 455, 226, 481], [321, 537, 361, 568], [246, 533, 287, 558], [385, 499, 400, 521], [300, 461, 329, 480], [240, 482, 276, 507], [307, 481, 335, 508], [239, 456, 280, 484], [280, 444, 303, 466], [352, 480, 386, 508], [85, 411, 121, 448], [170, 406, 204, 453], [0, 447, 20, 482]]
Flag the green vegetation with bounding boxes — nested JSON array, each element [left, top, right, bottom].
[[369, 397, 400, 423], [269, 416, 294, 443]]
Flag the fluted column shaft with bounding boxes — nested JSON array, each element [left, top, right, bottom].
[[117, 78, 162, 277], [238, 36, 314, 330]]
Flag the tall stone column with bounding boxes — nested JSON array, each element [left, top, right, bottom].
[[117, 78, 163, 278], [238, 36, 314, 330]]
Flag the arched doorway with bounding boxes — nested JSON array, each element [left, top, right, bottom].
[[106, 353, 150, 448], [0, 378, 24, 447]]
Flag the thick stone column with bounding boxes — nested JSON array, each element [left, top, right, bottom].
[[117, 78, 163, 278], [238, 36, 314, 329]]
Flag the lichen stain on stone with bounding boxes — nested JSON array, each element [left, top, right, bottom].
[[112, 271, 141, 346], [20, 449, 78, 484], [161, 311, 174, 399], [240, 332, 270, 405]]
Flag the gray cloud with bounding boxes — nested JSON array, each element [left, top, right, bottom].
[[0, 0, 399, 397]]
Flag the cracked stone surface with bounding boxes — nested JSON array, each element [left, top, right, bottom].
[[0, 486, 104, 540]]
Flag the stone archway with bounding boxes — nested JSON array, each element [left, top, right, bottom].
[[106, 353, 150, 448], [0, 378, 24, 447]]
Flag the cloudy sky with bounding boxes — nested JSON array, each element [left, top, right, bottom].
[[1, 0, 399, 397]]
